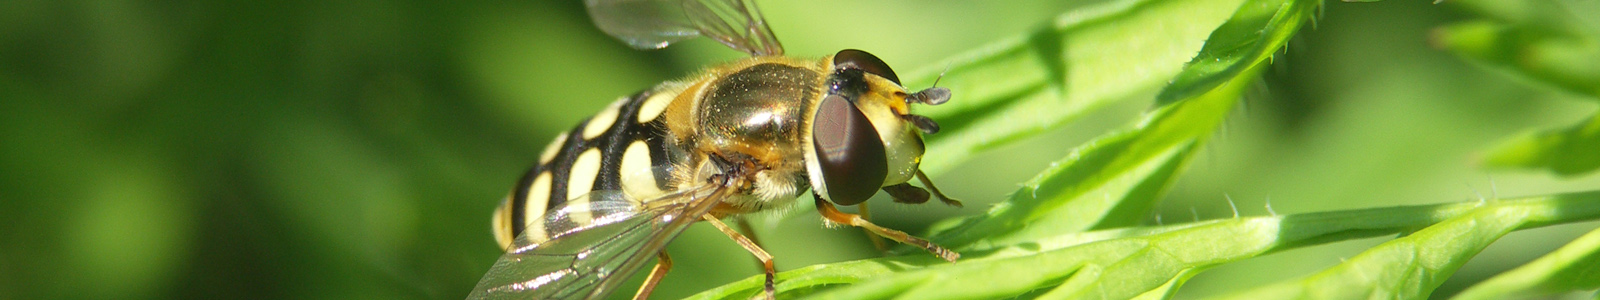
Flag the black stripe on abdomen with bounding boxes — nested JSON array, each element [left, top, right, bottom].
[[507, 89, 679, 240]]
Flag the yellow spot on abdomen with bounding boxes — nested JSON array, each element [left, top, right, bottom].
[[492, 196, 514, 249], [583, 99, 625, 139], [619, 141, 663, 199], [539, 134, 567, 165], [520, 172, 554, 245], [637, 93, 674, 123], [567, 149, 602, 196]]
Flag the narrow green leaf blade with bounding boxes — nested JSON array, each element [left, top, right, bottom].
[[1155, 0, 1321, 105], [1481, 113, 1600, 176], [737, 193, 1600, 300], [684, 223, 1213, 300], [901, 0, 1250, 174], [926, 66, 1249, 250], [1128, 269, 1203, 300], [925, 0, 1321, 249], [1432, 20, 1600, 99], [1447, 0, 1600, 33], [1453, 227, 1600, 300], [1434, 0, 1600, 100], [1209, 195, 1600, 300]]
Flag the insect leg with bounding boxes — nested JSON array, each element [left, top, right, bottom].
[[733, 216, 765, 249], [704, 215, 777, 300], [734, 217, 773, 272], [882, 183, 931, 204], [631, 252, 672, 300], [814, 194, 959, 262], [916, 170, 963, 207], [855, 204, 890, 253]]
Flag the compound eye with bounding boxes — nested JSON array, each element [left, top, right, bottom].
[[811, 94, 888, 206], [833, 49, 901, 85]]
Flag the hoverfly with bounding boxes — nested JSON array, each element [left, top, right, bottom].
[[469, 0, 961, 299]]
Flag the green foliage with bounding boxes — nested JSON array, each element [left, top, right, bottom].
[[928, 62, 1252, 250], [1449, 0, 1600, 177], [5, 0, 1599, 299], [1433, 0, 1600, 99], [687, 194, 1600, 299], [929, 0, 1315, 249], [1211, 194, 1600, 299], [684, 0, 1600, 298], [904, 0, 1248, 174], [1482, 114, 1600, 176], [1455, 226, 1600, 299]]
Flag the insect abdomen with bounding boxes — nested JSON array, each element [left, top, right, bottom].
[[493, 87, 684, 249]]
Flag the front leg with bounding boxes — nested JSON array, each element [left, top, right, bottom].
[[813, 193, 959, 262]]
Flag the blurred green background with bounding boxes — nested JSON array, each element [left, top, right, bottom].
[[3, 0, 1598, 299]]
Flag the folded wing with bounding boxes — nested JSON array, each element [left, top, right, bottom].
[[468, 184, 727, 300], [585, 0, 784, 56]]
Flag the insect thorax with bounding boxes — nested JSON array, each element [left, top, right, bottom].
[[696, 63, 819, 160], [679, 61, 824, 212]]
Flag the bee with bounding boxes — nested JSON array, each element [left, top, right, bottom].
[[468, 0, 961, 299]]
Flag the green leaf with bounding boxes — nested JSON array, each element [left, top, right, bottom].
[[1453, 0, 1600, 175], [1130, 268, 1202, 300], [924, 0, 1318, 250], [1443, 0, 1600, 39], [683, 0, 1329, 296], [926, 66, 1249, 250], [684, 224, 1208, 300], [1209, 194, 1600, 300], [674, 0, 1600, 298], [897, 0, 1251, 174], [1433, 0, 1600, 99], [1156, 0, 1320, 105], [1452, 227, 1600, 299], [1481, 113, 1600, 176], [687, 193, 1600, 300]]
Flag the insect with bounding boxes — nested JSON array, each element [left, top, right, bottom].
[[468, 0, 962, 299]]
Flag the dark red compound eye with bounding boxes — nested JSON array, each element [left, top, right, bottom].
[[833, 49, 901, 85], [811, 94, 887, 206]]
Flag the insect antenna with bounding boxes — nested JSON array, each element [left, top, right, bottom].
[[900, 64, 953, 133], [906, 65, 952, 105]]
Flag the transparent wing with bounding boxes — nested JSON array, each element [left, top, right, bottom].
[[467, 184, 730, 300], [585, 0, 784, 56]]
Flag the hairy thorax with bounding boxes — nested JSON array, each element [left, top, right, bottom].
[[678, 61, 823, 212]]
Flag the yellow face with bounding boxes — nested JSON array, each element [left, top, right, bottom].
[[850, 72, 927, 186]]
